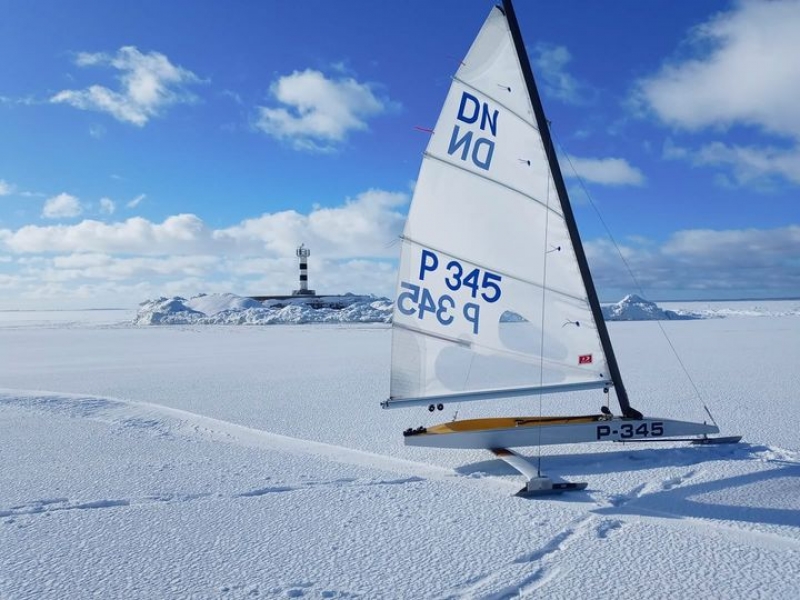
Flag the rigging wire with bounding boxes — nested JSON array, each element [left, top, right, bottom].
[[535, 169, 554, 476], [552, 132, 717, 424]]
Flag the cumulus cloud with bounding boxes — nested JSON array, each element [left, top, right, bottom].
[[6, 214, 209, 254], [255, 69, 399, 152], [0, 189, 409, 308], [586, 225, 800, 298], [635, 0, 800, 187], [1, 180, 796, 307], [662, 226, 800, 268], [564, 156, 645, 186], [215, 189, 408, 257], [0, 179, 14, 196], [637, 0, 800, 137], [50, 46, 202, 126], [42, 193, 82, 219], [664, 139, 800, 187]]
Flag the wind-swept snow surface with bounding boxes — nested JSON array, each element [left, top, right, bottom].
[[1, 305, 799, 599]]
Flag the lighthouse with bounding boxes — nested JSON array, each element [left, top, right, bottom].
[[292, 244, 316, 296], [249, 243, 361, 306]]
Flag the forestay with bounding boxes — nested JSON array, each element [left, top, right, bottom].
[[387, 7, 612, 408]]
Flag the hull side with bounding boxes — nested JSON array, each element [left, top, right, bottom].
[[403, 416, 719, 449]]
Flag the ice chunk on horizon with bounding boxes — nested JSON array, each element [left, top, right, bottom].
[[602, 294, 698, 321], [134, 293, 393, 325]]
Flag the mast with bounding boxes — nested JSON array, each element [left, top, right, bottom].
[[501, 0, 641, 419]]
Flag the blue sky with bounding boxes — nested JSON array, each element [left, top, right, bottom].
[[1, 0, 798, 309]]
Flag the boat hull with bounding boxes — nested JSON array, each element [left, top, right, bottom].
[[403, 415, 719, 449]]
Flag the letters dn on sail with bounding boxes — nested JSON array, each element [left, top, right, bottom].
[[448, 92, 497, 171], [397, 249, 503, 335]]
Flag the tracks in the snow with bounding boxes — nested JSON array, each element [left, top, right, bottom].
[[4, 387, 800, 600]]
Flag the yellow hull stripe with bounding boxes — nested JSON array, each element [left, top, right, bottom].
[[425, 415, 601, 435]]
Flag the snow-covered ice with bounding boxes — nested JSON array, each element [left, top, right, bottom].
[[1, 300, 799, 599]]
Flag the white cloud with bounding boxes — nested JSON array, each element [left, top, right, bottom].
[[255, 69, 399, 152], [636, 0, 800, 187], [42, 193, 82, 219], [0, 187, 796, 307], [698, 142, 800, 187], [586, 225, 800, 298], [637, 0, 800, 137], [6, 214, 208, 254], [0, 179, 14, 196], [0, 189, 410, 308], [661, 226, 800, 267], [564, 156, 645, 186], [99, 197, 116, 214], [532, 43, 589, 105], [665, 139, 800, 187], [2, 190, 406, 266], [126, 193, 146, 208], [50, 46, 202, 126], [216, 189, 408, 258]]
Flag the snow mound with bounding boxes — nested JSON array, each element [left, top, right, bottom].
[[134, 298, 205, 324], [185, 293, 263, 315], [602, 294, 698, 321], [134, 293, 393, 325]]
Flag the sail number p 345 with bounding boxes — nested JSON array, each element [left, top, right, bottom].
[[397, 249, 502, 335], [596, 422, 664, 440]]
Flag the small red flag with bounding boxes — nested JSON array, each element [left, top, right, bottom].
[[578, 354, 593, 365]]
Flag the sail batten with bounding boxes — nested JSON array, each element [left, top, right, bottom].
[[393, 321, 472, 348]]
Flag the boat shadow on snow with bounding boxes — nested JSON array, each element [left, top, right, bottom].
[[458, 443, 800, 529], [592, 459, 800, 531], [456, 442, 764, 478]]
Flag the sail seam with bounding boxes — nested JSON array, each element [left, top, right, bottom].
[[422, 153, 562, 218], [393, 321, 471, 348], [393, 320, 607, 378], [451, 75, 538, 131]]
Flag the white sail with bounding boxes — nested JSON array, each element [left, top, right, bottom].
[[388, 6, 612, 407]]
